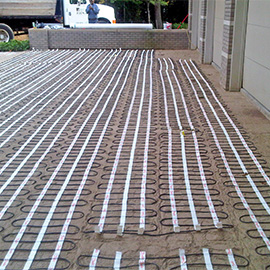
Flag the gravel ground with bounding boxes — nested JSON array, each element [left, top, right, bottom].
[[0, 49, 269, 270]]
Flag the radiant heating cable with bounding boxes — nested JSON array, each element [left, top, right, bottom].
[[0, 50, 133, 270], [0, 49, 102, 148], [0, 51, 117, 221], [47, 51, 138, 269], [139, 50, 153, 234], [96, 51, 146, 234], [0, 50, 114, 202], [0, 49, 83, 101], [158, 58, 180, 232], [179, 249, 187, 270], [0, 49, 90, 113], [166, 58, 221, 229], [24, 51, 135, 270], [189, 60, 270, 186], [184, 61, 270, 217], [162, 58, 200, 230], [118, 50, 150, 235], [203, 248, 214, 270], [180, 60, 270, 252], [89, 249, 100, 270]]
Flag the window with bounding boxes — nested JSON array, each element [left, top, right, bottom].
[[70, 0, 87, 4]]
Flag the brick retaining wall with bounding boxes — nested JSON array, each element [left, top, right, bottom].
[[29, 28, 189, 50]]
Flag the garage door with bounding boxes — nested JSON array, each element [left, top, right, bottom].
[[242, 0, 270, 111], [212, 0, 225, 68]]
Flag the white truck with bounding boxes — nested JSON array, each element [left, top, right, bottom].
[[0, 0, 116, 42]]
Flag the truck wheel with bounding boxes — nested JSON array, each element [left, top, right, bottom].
[[0, 24, 14, 42]]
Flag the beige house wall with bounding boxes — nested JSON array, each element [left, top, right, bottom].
[[212, 0, 225, 68], [242, 0, 270, 111]]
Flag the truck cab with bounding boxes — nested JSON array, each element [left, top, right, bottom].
[[63, 0, 116, 26], [0, 0, 116, 42]]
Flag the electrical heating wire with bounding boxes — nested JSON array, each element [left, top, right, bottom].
[[189, 60, 270, 186], [0, 49, 95, 113], [180, 59, 270, 253], [158, 58, 180, 232], [118, 50, 150, 235], [0, 50, 48, 71], [0, 49, 75, 91], [0, 49, 73, 82], [139, 50, 153, 234], [77, 248, 248, 269], [0, 50, 100, 142], [0, 50, 105, 181], [2, 50, 129, 269], [0, 51, 129, 269], [96, 50, 146, 234], [0, 50, 120, 221], [184, 61, 270, 220], [46, 50, 138, 270], [166, 58, 221, 229], [163, 58, 201, 230]]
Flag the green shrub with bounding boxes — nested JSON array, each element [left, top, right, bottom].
[[0, 40, 30, 51], [172, 22, 188, 29]]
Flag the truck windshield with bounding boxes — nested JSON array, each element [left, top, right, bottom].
[[70, 0, 87, 4]]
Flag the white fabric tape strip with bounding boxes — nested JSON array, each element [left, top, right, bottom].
[[139, 251, 146, 270], [179, 249, 188, 270], [168, 61, 221, 228], [0, 51, 117, 222], [48, 51, 138, 270], [97, 51, 144, 233], [226, 249, 239, 270], [180, 60, 270, 252], [119, 50, 148, 234], [189, 60, 270, 186], [114, 251, 122, 270], [158, 58, 179, 232], [89, 249, 100, 270], [184, 60, 270, 217], [139, 50, 153, 233], [203, 248, 213, 270], [0, 50, 127, 270]]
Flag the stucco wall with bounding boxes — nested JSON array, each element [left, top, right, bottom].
[[213, 0, 225, 68], [243, 0, 270, 111]]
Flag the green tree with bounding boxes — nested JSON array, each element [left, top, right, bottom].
[[101, 0, 168, 28]]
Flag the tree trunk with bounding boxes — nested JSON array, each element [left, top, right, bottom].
[[155, 1, 163, 29], [147, 1, 151, 24]]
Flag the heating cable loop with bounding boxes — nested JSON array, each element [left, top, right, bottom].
[[138, 50, 153, 234], [0, 50, 134, 269], [0, 50, 118, 217], [165, 58, 222, 229], [0, 50, 57, 82], [0, 49, 75, 92], [158, 58, 180, 232], [185, 60, 270, 216], [189, 60, 270, 187], [118, 50, 149, 235], [184, 61, 270, 213], [0, 50, 103, 148], [77, 248, 247, 269], [96, 50, 150, 234], [0, 49, 93, 113], [180, 60, 270, 252], [46, 51, 138, 270], [0, 50, 111, 181]]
